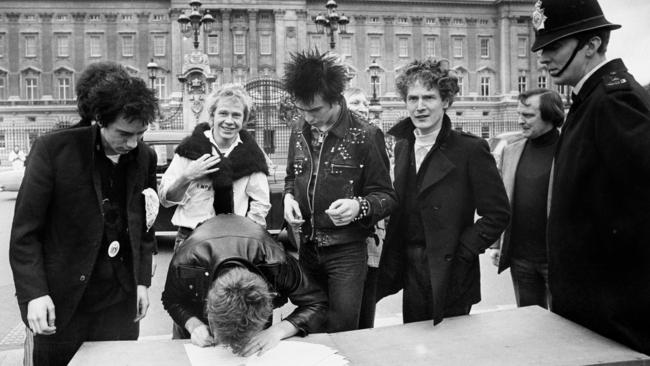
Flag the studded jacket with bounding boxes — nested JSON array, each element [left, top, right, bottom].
[[284, 101, 396, 247]]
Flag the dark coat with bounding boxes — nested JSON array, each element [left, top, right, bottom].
[[547, 59, 650, 354], [378, 115, 510, 324], [284, 101, 396, 246], [161, 214, 328, 335], [9, 125, 157, 331]]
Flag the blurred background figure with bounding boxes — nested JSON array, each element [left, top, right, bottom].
[[343, 88, 370, 120], [8, 146, 26, 170]]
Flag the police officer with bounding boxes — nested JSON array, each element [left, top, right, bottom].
[[532, 0, 650, 355]]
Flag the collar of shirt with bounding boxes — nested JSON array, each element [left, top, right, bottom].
[[413, 127, 440, 150], [572, 58, 609, 95], [205, 129, 242, 157]]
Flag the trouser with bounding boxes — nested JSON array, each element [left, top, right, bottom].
[[358, 266, 379, 329], [403, 242, 471, 323], [33, 299, 138, 366], [510, 257, 550, 309], [299, 240, 368, 332]]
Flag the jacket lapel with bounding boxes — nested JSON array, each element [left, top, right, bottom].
[[91, 127, 104, 210], [125, 146, 145, 212], [417, 151, 454, 196], [501, 139, 526, 201]]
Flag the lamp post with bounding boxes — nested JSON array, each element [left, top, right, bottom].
[[314, 0, 350, 50], [368, 59, 382, 121], [147, 58, 159, 90], [177, 1, 215, 50]]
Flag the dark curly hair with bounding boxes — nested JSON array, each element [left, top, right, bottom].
[[283, 49, 347, 105], [75, 62, 130, 126], [206, 267, 273, 355], [87, 73, 159, 127], [395, 58, 460, 107]]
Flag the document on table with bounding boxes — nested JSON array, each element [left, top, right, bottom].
[[184, 341, 348, 366]]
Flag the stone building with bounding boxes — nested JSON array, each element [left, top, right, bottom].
[[0, 0, 566, 163]]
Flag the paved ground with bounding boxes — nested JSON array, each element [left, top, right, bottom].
[[0, 188, 515, 366]]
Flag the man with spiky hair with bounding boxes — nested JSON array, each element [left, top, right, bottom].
[[10, 71, 159, 366], [282, 50, 396, 332]]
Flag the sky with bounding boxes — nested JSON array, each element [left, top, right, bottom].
[[599, 0, 650, 85]]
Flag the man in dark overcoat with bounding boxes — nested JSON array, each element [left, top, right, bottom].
[[377, 59, 510, 324], [10, 71, 159, 366], [533, 0, 650, 354]]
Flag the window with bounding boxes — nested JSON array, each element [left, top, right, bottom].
[[259, 13, 271, 22], [538, 75, 547, 88], [425, 18, 435, 25], [89, 14, 101, 21], [518, 37, 528, 57], [0, 34, 5, 57], [557, 84, 567, 95], [518, 75, 527, 93], [480, 76, 491, 96], [398, 17, 408, 24], [259, 34, 271, 55], [24, 14, 36, 21], [121, 34, 134, 56], [452, 37, 463, 57], [25, 77, 38, 100], [153, 77, 166, 99], [457, 74, 464, 96], [369, 36, 381, 57], [25, 35, 38, 57], [122, 14, 133, 21], [425, 37, 436, 57], [398, 37, 408, 57], [233, 34, 245, 55], [233, 70, 246, 85], [340, 36, 352, 57], [57, 77, 72, 100], [153, 35, 166, 56], [89, 35, 102, 57], [479, 19, 489, 25], [369, 17, 380, 23], [0, 132, 5, 148], [152, 14, 165, 21], [0, 74, 6, 99], [56, 14, 68, 21], [480, 38, 490, 58], [56, 35, 70, 57], [208, 34, 220, 55], [452, 18, 463, 25]]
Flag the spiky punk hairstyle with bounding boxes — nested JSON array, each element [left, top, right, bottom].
[[76, 62, 130, 126], [88, 73, 159, 127], [206, 267, 273, 355], [283, 49, 347, 105], [395, 58, 460, 107]]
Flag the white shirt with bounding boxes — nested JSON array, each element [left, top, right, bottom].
[[413, 127, 440, 173], [572, 58, 609, 95], [159, 130, 271, 229]]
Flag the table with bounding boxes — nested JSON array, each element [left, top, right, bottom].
[[69, 307, 650, 366]]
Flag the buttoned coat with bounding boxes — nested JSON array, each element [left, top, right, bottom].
[[547, 59, 650, 354], [377, 115, 510, 324], [10, 125, 157, 331], [492, 137, 526, 274]]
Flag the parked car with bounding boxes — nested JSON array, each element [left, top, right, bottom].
[[143, 130, 285, 242], [0, 167, 25, 192]]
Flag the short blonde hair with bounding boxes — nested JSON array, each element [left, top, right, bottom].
[[206, 84, 254, 122]]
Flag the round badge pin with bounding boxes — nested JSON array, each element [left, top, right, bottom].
[[108, 241, 120, 258]]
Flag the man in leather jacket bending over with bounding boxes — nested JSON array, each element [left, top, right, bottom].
[[162, 214, 327, 356]]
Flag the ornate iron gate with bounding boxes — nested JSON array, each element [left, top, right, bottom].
[[244, 77, 294, 165]]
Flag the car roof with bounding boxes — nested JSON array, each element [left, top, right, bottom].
[[143, 130, 189, 144]]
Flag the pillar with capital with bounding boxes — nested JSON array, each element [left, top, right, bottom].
[[273, 9, 286, 78]]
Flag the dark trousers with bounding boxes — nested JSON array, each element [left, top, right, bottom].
[[358, 266, 379, 329], [299, 241, 367, 332], [403, 243, 471, 324], [33, 299, 138, 366], [510, 257, 550, 309]]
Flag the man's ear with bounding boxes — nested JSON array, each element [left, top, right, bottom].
[[583, 36, 602, 57]]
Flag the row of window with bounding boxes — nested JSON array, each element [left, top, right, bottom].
[[19, 13, 167, 22], [362, 16, 491, 26], [0, 73, 167, 101]]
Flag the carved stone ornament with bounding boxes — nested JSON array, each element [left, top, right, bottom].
[[532, 0, 547, 31]]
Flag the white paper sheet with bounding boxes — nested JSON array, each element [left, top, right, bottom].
[[184, 341, 348, 366]]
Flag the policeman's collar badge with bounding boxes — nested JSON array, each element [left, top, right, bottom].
[[532, 0, 548, 31]]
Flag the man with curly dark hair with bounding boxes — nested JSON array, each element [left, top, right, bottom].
[[282, 50, 396, 332], [377, 59, 510, 324], [10, 70, 159, 366], [162, 214, 327, 356], [74, 61, 131, 126]]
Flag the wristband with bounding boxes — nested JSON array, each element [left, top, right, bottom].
[[353, 196, 370, 221]]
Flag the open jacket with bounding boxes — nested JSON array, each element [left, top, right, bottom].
[[10, 125, 157, 331], [161, 214, 328, 335], [378, 115, 510, 324], [284, 101, 396, 246]]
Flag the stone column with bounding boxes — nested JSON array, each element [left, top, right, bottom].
[[169, 8, 184, 98], [411, 16, 423, 61], [6, 12, 20, 97], [353, 15, 367, 88], [382, 16, 395, 95], [39, 13, 54, 96], [273, 10, 285, 78], [248, 9, 258, 77], [71, 12, 86, 78], [439, 17, 451, 60], [296, 10, 308, 52], [466, 17, 478, 92], [498, 15, 511, 95], [137, 12, 150, 76], [105, 13, 118, 61], [222, 9, 232, 83]]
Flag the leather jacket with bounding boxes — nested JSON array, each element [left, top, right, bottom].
[[161, 214, 327, 335], [284, 101, 396, 246]]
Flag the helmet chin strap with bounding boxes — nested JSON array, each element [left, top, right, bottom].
[[554, 38, 588, 78]]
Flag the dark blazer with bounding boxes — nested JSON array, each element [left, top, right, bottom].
[[10, 125, 157, 331], [378, 115, 510, 324], [547, 59, 650, 354]]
